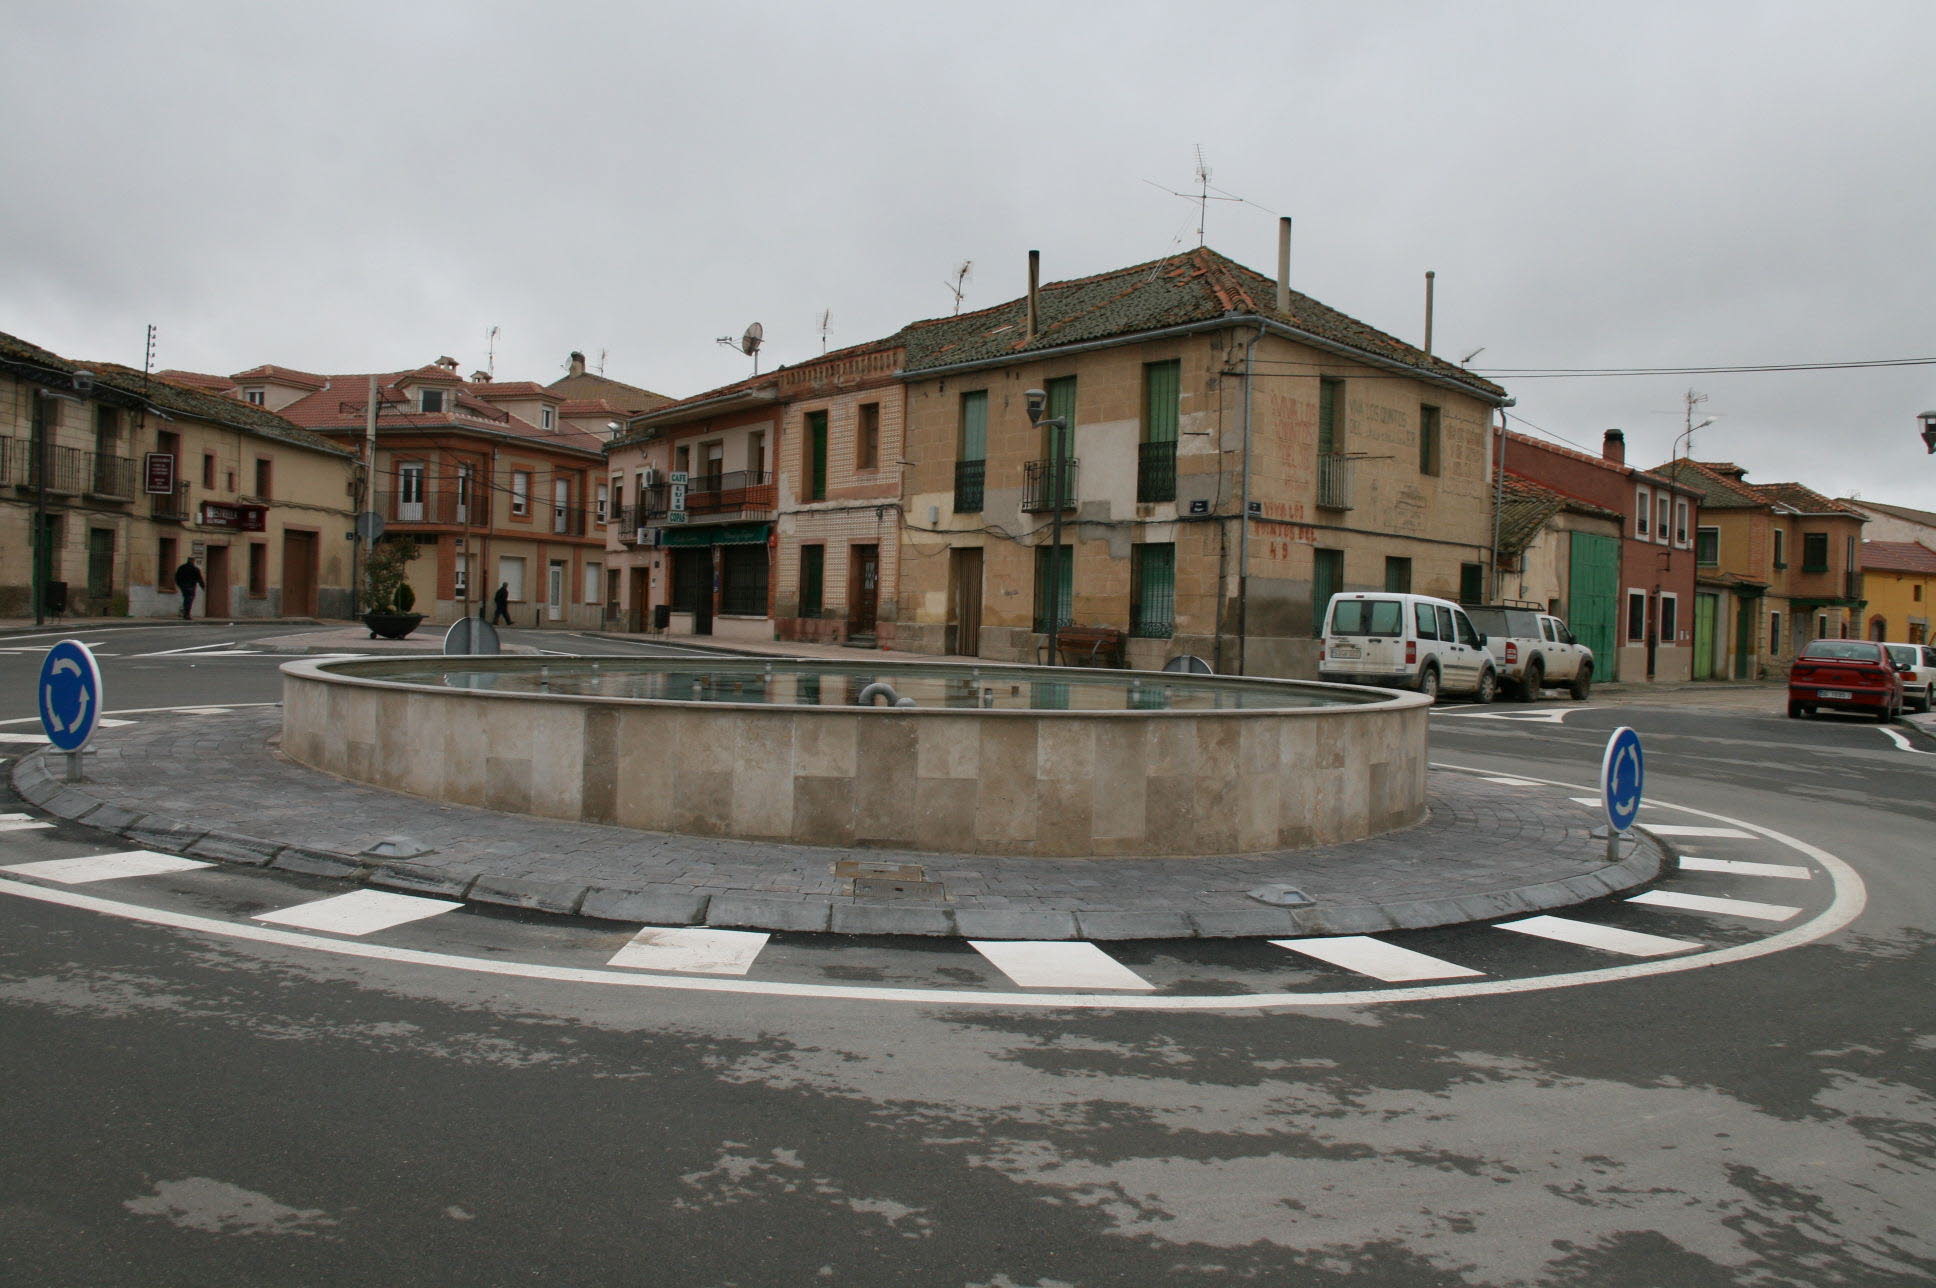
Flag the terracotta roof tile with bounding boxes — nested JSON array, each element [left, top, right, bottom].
[[229, 364, 326, 390], [1862, 541, 1936, 574]]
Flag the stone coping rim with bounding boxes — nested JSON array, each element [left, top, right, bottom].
[[279, 654, 1429, 720]]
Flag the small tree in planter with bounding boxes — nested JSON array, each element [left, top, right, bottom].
[[361, 538, 425, 639]]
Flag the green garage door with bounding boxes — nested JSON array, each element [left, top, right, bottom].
[[1567, 532, 1619, 681]]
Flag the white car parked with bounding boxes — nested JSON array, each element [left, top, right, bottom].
[[1319, 592, 1498, 702], [1884, 642, 1936, 714], [1463, 604, 1595, 701]]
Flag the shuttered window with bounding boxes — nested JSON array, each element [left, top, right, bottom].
[[1312, 547, 1344, 635], [1033, 544, 1072, 633], [1139, 361, 1179, 502], [806, 412, 829, 501], [1130, 543, 1175, 638], [799, 545, 825, 617]]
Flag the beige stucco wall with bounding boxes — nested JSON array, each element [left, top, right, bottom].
[[283, 656, 1430, 858]]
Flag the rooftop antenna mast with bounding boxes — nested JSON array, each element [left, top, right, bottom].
[[817, 310, 832, 354], [486, 325, 500, 378], [1143, 145, 1243, 249], [945, 260, 973, 315], [143, 324, 157, 388], [597, 348, 607, 375]]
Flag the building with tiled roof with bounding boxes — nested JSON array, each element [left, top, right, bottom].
[[1835, 496, 1936, 547], [1858, 540, 1936, 644], [1492, 474, 1625, 620], [2, 329, 356, 620], [547, 351, 674, 418], [1648, 458, 1867, 676]]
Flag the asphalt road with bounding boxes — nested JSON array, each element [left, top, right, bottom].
[[1, 623, 1931, 1287]]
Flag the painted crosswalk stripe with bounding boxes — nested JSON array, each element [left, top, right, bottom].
[[0, 815, 54, 832], [608, 926, 770, 975], [140, 642, 237, 656], [968, 940, 1156, 991], [1570, 795, 1658, 810], [168, 707, 234, 715], [1679, 856, 1812, 880], [1272, 935, 1483, 982], [1642, 825, 1754, 839], [253, 889, 461, 935], [1627, 890, 1802, 922], [1485, 777, 1542, 786], [0, 851, 213, 883], [1495, 915, 1702, 957], [0, 732, 50, 744]]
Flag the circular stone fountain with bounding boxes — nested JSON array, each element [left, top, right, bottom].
[[280, 657, 1430, 858]]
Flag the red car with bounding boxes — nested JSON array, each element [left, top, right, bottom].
[[1788, 639, 1904, 721]]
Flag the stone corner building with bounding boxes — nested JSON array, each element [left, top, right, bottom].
[[891, 246, 1510, 675]]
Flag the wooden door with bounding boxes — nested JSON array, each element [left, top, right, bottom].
[[204, 545, 230, 617], [628, 567, 648, 632], [1566, 532, 1619, 680], [282, 530, 316, 616], [949, 548, 982, 656], [848, 544, 879, 636], [1693, 592, 1718, 679]]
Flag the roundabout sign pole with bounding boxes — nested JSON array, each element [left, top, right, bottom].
[[38, 639, 103, 783], [1600, 725, 1645, 862]]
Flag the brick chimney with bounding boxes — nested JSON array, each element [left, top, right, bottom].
[[1602, 429, 1626, 465], [569, 351, 586, 377]]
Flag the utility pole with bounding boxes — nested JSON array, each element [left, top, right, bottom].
[[30, 390, 50, 626]]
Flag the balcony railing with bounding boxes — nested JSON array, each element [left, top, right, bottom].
[[375, 489, 482, 526], [151, 484, 190, 522], [550, 503, 588, 537], [1317, 452, 1353, 510], [684, 469, 774, 517], [1137, 441, 1177, 503], [953, 459, 985, 513], [1022, 457, 1078, 513], [0, 438, 135, 498]]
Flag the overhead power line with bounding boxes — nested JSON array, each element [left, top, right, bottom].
[[1471, 356, 1936, 378]]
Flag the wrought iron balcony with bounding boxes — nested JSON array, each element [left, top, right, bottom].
[[375, 489, 482, 526], [150, 484, 190, 522], [1137, 441, 1177, 503], [684, 469, 774, 517], [0, 438, 135, 498], [1317, 452, 1353, 510], [953, 459, 985, 513], [1022, 457, 1078, 513]]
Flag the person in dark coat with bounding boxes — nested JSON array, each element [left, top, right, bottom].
[[491, 582, 513, 625], [173, 558, 204, 620]]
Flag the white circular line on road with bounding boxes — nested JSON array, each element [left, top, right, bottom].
[[0, 769, 1867, 1011], [0, 703, 280, 727]]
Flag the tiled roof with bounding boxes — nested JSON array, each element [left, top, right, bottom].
[[1755, 481, 1861, 515], [469, 381, 562, 401], [1648, 459, 1763, 508], [1838, 496, 1936, 527], [229, 364, 326, 390], [1509, 433, 1691, 492], [1497, 472, 1623, 555], [1862, 541, 1936, 574], [396, 363, 464, 384], [560, 398, 626, 418], [897, 246, 1506, 398], [0, 330, 348, 457], [266, 370, 605, 456], [154, 369, 237, 391], [547, 369, 675, 415]]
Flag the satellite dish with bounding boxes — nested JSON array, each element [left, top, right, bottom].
[[740, 323, 763, 356]]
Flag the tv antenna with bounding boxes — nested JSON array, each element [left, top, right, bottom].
[[716, 322, 764, 374], [817, 309, 832, 354], [945, 260, 973, 315], [1144, 145, 1244, 248], [1460, 346, 1486, 367], [1658, 388, 1717, 460], [485, 325, 500, 377], [597, 347, 607, 375]]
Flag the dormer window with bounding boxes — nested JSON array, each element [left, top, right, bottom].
[[420, 389, 445, 414], [540, 406, 555, 431], [244, 388, 265, 406]]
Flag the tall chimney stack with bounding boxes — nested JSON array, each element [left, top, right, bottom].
[[1025, 250, 1040, 342], [1603, 429, 1626, 465], [569, 351, 586, 377], [1275, 217, 1292, 313], [1423, 271, 1436, 355]]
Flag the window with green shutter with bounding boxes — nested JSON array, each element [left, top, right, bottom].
[[1418, 405, 1441, 476], [1696, 527, 1719, 566], [1033, 544, 1072, 633], [954, 391, 986, 512], [1130, 543, 1175, 638], [1312, 547, 1344, 635], [1044, 376, 1077, 463], [1384, 556, 1413, 593], [1460, 562, 1485, 605], [799, 544, 824, 617], [1138, 361, 1179, 502], [806, 411, 829, 501]]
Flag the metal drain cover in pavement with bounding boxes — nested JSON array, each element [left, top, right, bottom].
[[850, 877, 947, 900]]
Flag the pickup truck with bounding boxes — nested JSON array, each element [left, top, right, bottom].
[[1462, 605, 1594, 701]]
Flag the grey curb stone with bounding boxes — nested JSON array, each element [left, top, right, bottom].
[[29, 785, 101, 821], [470, 875, 586, 916], [1188, 907, 1304, 938], [1075, 909, 1197, 941], [79, 802, 147, 834], [366, 862, 478, 899], [185, 833, 280, 867], [579, 887, 710, 926], [11, 757, 56, 798], [1298, 903, 1399, 936], [707, 894, 833, 933], [829, 900, 956, 938], [125, 819, 210, 853], [952, 908, 1081, 941], [271, 846, 368, 880]]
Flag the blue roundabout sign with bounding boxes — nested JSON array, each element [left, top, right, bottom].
[[38, 639, 104, 754], [1600, 725, 1645, 834]]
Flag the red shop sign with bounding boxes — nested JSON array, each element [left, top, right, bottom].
[[199, 502, 267, 532], [144, 452, 176, 495]]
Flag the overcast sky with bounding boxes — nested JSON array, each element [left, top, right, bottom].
[[6, 1, 1933, 506]]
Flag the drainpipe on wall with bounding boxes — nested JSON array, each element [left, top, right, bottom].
[[1025, 250, 1040, 344], [1235, 323, 1267, 676]]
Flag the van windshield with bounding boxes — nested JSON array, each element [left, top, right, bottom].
[[1331, 599, 1404, 636], [1464, 607, 1539, 638]]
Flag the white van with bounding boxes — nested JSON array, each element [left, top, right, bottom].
[[1319, 592, 1499, 702]]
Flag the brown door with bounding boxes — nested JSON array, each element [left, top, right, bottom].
[[628, 567, 649, 632], [203, 545, 230, 617], [281, 530, 316, 616], [848, 544, 879, 636], [949, 547, 983, 656]]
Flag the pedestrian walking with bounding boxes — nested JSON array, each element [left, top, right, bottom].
[[491, 582, 513, 626], [173, 558, 204, 620]]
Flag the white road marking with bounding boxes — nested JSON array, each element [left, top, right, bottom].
[[0, 732, 50, 744], [1484, 776, 1542, 786], [1627, 890, 1802, 922], [139, 642, 237, 656], [1495, 915, 1703, 957], [96, 718, 136, 728], [0, 818, 54, 832], [1879, 727, 1936, 754], [253, 889, 461, 935], [1, 851, 213, 883], [1272, 935, 1484, 981], [151, 649, 261, 657], [608, 926, 769, 975], [168, 707, 235, 715], [1679, 856, 1812, 880], [969, 940, 1156, 991], [1434, 708, 1599, 723], [0, 703, 277, 726], [1569, 796, 1660, 810], [1642, 824, 1754, 839]]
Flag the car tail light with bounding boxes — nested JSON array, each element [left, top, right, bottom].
[[1504, 641, 1519, 663], [1406, 641, 1417, 666]]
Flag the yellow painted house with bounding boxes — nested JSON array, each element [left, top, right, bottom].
[[1860, 541, 1936, 644]]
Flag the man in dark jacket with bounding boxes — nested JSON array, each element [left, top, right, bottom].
[[491, 582, 513, 625], [173, 558, 204, 620]]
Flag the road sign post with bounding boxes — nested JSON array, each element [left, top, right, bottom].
[[38, 639, 104, 783], [1600, 725, 1645, 862]]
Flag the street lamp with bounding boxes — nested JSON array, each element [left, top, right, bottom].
[[1918, 409, 1936, 454], [1025, 388, 1070, 666]]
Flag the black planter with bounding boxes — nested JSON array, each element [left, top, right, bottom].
[[362, 611, 425, 640]]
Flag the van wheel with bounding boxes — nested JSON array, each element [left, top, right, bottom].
[[1417, 664, 1441, 701], [1475, 667, 1498, 704], [1519, 660, 1544, 702], [1570, 663, 1593, 701]]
